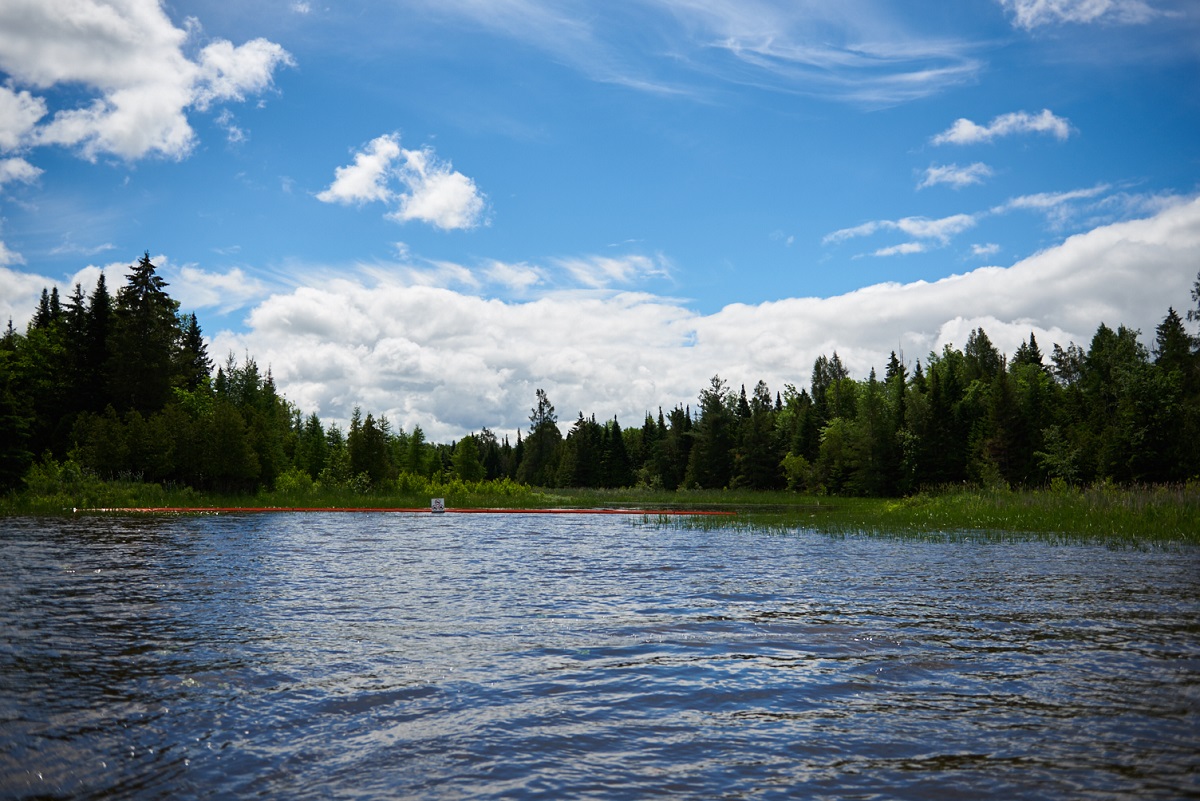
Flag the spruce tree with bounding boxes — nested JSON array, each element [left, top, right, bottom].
[[107, 253, 180, 414]]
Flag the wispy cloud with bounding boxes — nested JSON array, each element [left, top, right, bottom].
[[997, 0, 1164, 29], [872, 242, 926, 257], [918, 162, 994, 189], [552, 253, 673, 289], [317, 134, 487, 231], [411, 0, 981, 105], [932, 109, 1072, 145], [824, 213, 977, 249]]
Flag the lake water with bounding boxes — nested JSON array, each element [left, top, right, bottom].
[[1, 513, 1197, 800]]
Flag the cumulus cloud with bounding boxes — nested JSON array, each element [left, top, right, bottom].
[[0, 241, 26, 268], [918, 162, 994, 190], [318, 134, 487, 230], [0, 86, 45, 150], [173, 264, 268, 313], [0, 263, 47, 326], [0, 0, 293, 162], [932, 109, 1072, 145], [997, 0, 1163, 28], [316, 134, 401, 205], [0, 157, 42, 188], [211, 197, 1200, 441], [388, 147, 487, 230]]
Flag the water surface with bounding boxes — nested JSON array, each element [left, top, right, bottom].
[[1, 514, 1197, 799]]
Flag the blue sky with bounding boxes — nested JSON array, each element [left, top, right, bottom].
[[1, 0, 1198, 439]]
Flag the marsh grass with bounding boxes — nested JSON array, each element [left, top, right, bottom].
[[5, 458, 1197, 545], [656, 483, 1200, 545]]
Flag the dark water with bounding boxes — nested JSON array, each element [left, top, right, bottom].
[[1, 514, 1197, 800]]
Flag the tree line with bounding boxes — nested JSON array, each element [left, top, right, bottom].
[[3, 253, 1199, 495]]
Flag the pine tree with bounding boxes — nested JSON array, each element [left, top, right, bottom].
[[107, 253, 181, 414]]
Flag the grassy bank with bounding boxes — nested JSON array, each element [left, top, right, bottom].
[[4, 460, 1197, 544]]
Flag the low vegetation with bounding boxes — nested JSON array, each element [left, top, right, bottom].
[[7, 458, 1197, 545]]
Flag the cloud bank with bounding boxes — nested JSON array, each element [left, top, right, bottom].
[[207, 197, 1200, 442]]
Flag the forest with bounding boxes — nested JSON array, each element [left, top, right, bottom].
[[3, 253, 1199, 498]]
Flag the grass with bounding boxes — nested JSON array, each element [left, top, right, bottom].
[[4, 458, 1198, 545]]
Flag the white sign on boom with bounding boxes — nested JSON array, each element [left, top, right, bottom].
[[431, 498, 446, 514]]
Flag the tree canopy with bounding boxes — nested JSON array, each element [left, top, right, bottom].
[[3, 258, 1199, 495]]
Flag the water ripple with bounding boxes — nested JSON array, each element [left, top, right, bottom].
[[1, 513, 1196, 799]]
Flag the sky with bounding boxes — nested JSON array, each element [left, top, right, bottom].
[[1, 0, 1198, 441]]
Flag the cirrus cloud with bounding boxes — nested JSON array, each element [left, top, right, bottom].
[[997, 0, 1164, 28]]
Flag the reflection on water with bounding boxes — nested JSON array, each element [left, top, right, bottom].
[[1, 513, 1197, 799]]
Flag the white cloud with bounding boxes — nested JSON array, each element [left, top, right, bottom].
[[0, 241, 26, 267], [485, 260, 545, 292], [214, 109, 246, 144], [873, 242, 926, 257], [972, 243, 1002, 257], [317, 134, 403, 205], [49, 240, 116, 257], [173, 264, 268, 313], [552, 253, 671, 288], [0, 263, 47, 327], [998, 0, 1163, 28], [0, 157, 42, 188], [210, 197, 1200, 441], [993, 184, 1114, 227], [414, 0, 981, 105], [995, 184, 1111, 212], [824, 213, 977, 253], [388, 147, 487, 230], [932, 109, 1072, 145], [0, 0, 292, 162], [918, 162, 994, 189], [0, 85, 46, 150], [319, 134, 487, 230]]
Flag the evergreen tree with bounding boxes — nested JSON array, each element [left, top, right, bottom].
[[601, 417, 634, 487], [684, 375, 735, 489], [177, 313, 213, 391], [1011, 332, 1045, 371], [107, 253, 181, 414], [517, 389, 561, 486], [83, 273, 112, 411], [452, 434, 485, 481]]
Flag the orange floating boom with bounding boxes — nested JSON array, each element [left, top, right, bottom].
[[78, 506, 735, 516]]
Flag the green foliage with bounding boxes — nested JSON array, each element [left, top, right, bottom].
[[6, 255, 1200, 509]]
